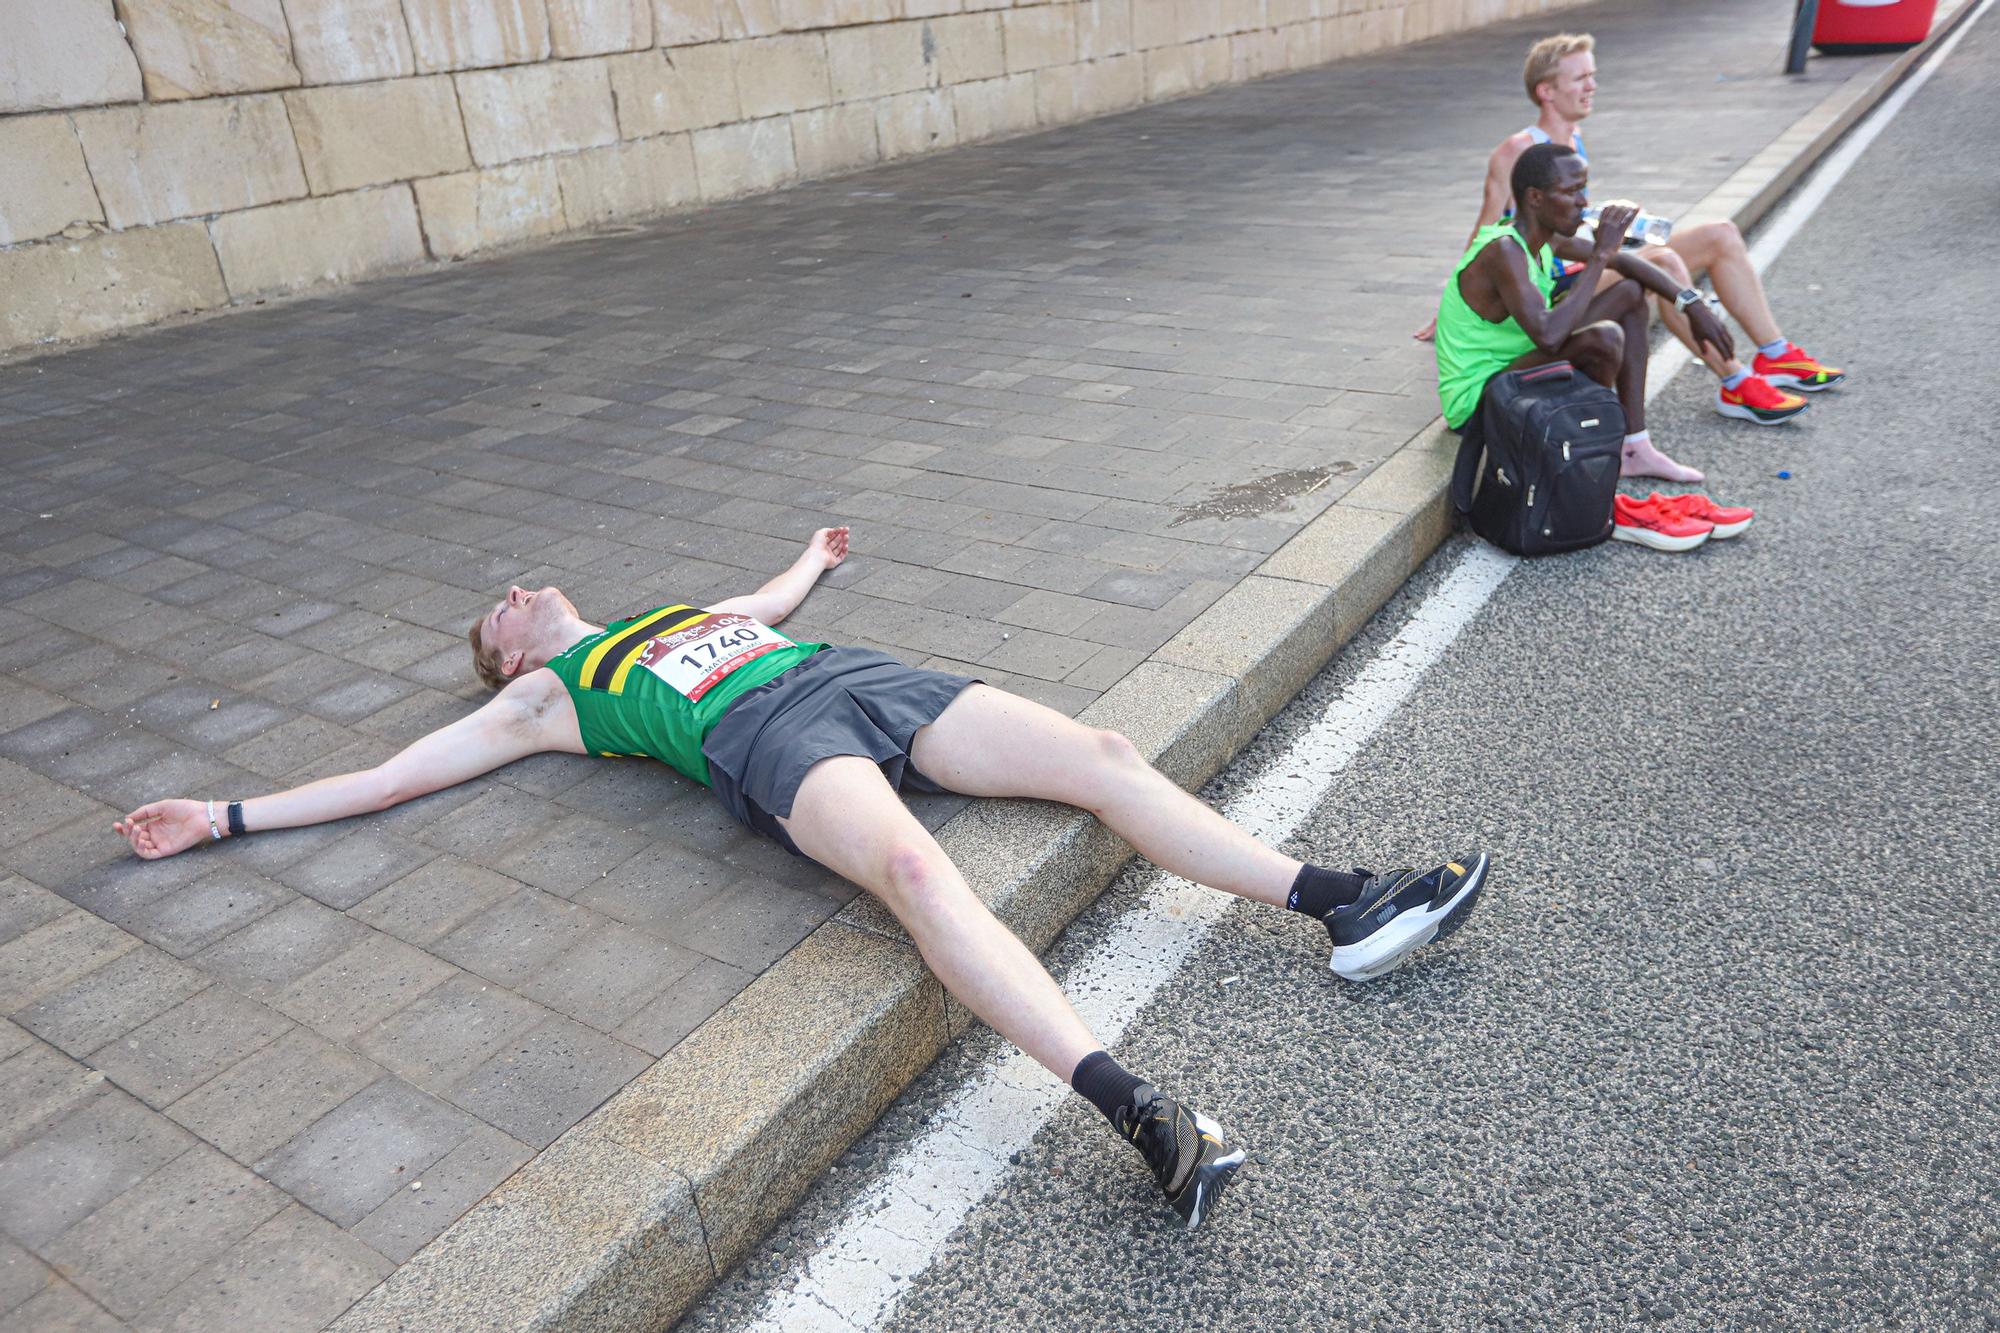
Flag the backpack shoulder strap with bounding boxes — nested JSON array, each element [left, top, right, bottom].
[[1450, 411, 1485, 515]]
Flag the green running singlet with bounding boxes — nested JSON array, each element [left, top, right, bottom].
[[1434, 223, 1557, 430], [545, 604, 825, 786]]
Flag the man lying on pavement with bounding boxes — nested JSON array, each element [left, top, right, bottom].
[[114, 524, 1490, 1230]]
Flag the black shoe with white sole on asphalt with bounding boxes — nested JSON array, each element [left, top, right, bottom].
[[1323, 851, 1490, 982], [1111, 1084, 1246, 1231]]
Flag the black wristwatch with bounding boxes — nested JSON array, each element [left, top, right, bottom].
[[1673, 288, 1703, 313]]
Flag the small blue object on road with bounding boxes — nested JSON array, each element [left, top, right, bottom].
[[1778, 470, 1792, 479]]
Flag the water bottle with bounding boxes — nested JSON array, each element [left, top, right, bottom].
[[1579, 206, 1674, 248]]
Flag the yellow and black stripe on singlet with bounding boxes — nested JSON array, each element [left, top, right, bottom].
[[575, 604, 708, 694]]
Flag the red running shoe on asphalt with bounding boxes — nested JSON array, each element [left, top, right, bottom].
[[1612, 493, 1713, 552], [1753, 343, 1846, 392], [1716, 374, 1810, 426], [1656, 492, 1755, 540]]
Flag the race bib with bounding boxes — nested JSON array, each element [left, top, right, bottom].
[[635, 613, 793, 701]]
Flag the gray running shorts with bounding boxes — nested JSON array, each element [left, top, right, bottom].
[[703, 647, 979, 857]]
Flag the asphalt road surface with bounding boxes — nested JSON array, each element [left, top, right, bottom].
[[685, 15, 1999, 1328]]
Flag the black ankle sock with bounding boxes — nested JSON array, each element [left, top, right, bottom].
[[1287, 863, 1368, 916], [1072, 1050, 1147, 1123]]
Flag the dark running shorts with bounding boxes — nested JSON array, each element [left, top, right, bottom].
[[702, 647, 979, 857]]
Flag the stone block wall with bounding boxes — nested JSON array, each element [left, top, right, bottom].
[[1, 0, 1585, 353]]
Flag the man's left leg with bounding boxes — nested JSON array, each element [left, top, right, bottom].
[[1665, 221, 1846, 392], [907, 684, 1488, 982]]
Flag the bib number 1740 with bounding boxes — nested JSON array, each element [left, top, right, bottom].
[[637, 613, 792, 701]]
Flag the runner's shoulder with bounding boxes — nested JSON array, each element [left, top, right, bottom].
[[1473, 229, 1527, 270], [1489, 129, 1538, 171]]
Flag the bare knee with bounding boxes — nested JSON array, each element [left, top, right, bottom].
[[1063, 726, 1147, 807], [1677, 220, 1742, 267], [1653, 250, 1691, 287], [1578, 320, 1624, 358], [879, 839, 952, 915], [1570, 321, 1624, 382], [1090, 727, 1143, 770]]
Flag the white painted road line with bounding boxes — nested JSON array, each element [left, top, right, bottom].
[[732, 15, 1989, 1326]]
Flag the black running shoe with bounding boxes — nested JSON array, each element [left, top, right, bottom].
[[1111, 1084, 1246, 1231], [1323, 851, 1489, 981]]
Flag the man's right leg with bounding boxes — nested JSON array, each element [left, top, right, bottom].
[[777, 754, 1245, 1227], [780, 753, 1098, 1078]]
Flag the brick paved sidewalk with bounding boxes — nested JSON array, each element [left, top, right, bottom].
[[0, 0, 1888, 1323]]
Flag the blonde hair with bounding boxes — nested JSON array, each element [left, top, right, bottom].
[[1523, 32, 1594, 107], [467, 616, 508, 692]]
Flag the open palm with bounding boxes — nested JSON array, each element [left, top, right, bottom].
[[113, 800, 208, 859], [812, 526, 850, 569]]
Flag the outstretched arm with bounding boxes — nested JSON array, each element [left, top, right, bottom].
[[114, 672, 576, 859], [705, 526, 848, 625]]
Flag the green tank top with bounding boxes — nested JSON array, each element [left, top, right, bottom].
[[545, 604, 824, 786], [1435, 223, 1557, 430]]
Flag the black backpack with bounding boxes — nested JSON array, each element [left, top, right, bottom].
[[1449, 361, 1626, 556]]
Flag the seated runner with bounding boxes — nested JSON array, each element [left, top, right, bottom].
[[1417, 31, 1841, 428], [113, 525, 1491, 1231], [1435, 142, 1736, 492]]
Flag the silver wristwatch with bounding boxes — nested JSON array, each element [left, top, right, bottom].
[[1673, 288, 1703, 313]]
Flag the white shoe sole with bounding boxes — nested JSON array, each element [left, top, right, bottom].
[[1762, 372, 1843, 393], [1715, 398, 1807, 426], [1612, 523, 1712, 552], [1706, 517, 1752, 539], [1329, 852, 1489, 982]]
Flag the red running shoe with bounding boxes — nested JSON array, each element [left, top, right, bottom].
[[1716, 374, 1809, 426], [1612, 493, 1713, 552], [1753, 343, 1846, 392], [1656, 492, 1755, 540]]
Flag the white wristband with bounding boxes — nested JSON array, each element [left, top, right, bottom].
[[206, 800, 223, 841]]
